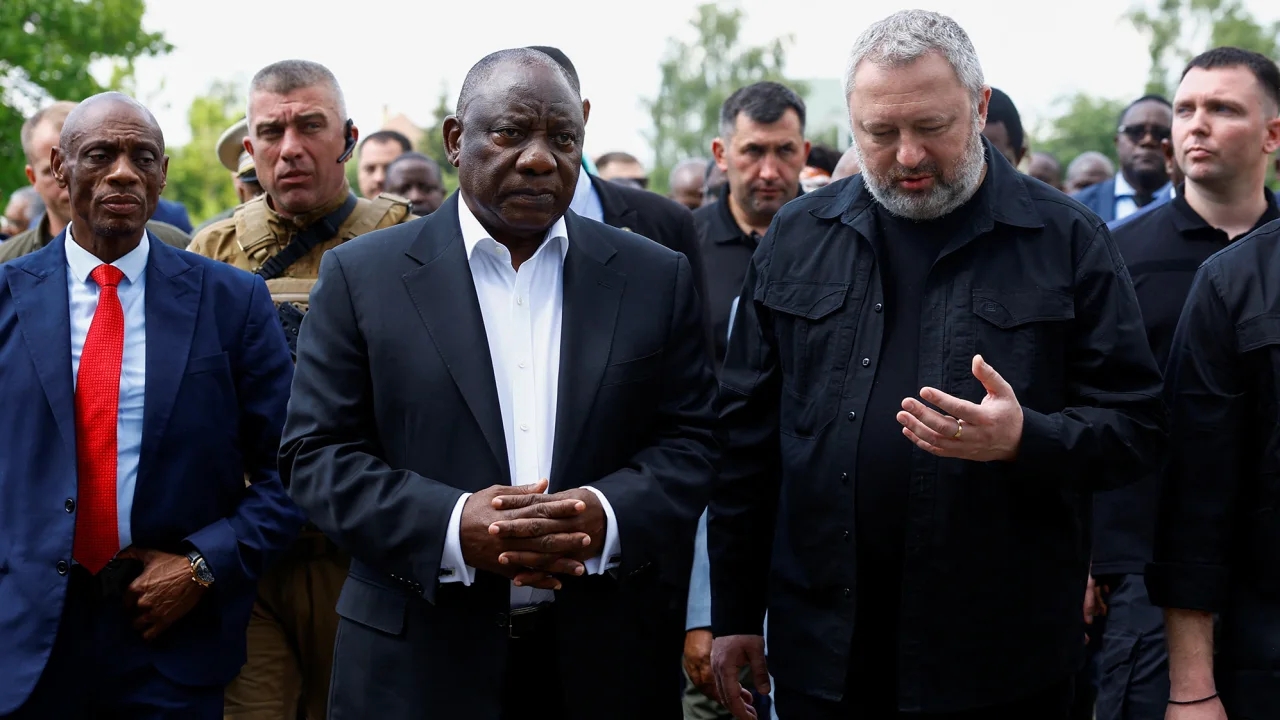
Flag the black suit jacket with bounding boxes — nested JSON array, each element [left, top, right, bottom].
[[591, 175, 705, 293], [281, 193, 718, 719]]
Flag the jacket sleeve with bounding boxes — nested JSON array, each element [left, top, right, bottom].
[[185, 275, 306, 593], [709, 227, 782, 637], [279, 251, 465, 603], [1013, 223, 1168, 491], [1146, 263, 1242, 612], [587, 254, 719, 580]]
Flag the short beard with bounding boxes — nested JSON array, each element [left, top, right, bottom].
[[854, 116, 987, 221]]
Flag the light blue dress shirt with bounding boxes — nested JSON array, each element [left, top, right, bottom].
[[569, 168, 604, 223], [1113, 172, 1172, 222], [66, 225, 149, 550]]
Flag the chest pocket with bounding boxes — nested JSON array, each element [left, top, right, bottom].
[[763, 281, 853, 438], [971, 289, 1074, 395]]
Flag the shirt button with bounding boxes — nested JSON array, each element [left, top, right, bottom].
[[516, 296, 523, 306], [56, 560, 69, 576], [843, 530, 852, 542], [861, 358, 871, 368], [518, 361, 527, 369], [520, 423, 529, 432], [842, 587, 852, 599], [874, 303, 883, 313], [840, 472, 849, 485], [65, 498, 75, 513], [847, 411, 856, 421]]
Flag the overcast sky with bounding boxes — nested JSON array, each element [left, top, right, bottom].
[[131, 0, 1278, 164]]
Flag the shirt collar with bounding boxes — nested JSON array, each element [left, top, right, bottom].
[[570, 171, 598, 218], [1114, 171, 1136, 199], [65, 223, 151, 285], [1171, 185, 1280, 237], [457, 194, 569, 263]]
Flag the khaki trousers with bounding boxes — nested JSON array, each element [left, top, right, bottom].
[[223, 531, 349, 720]]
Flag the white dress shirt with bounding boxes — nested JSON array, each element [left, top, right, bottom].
[[569, 170, 604, 223], [440, 197, 621, 607], [1113, 171, 1140, 221], [66, 225, 149, 550]]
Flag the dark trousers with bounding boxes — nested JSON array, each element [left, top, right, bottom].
[[774, 677, 1074, 719], [5, 567, 222, 720], [1091, 574, 1169, 720], [501, 605, 566, 720]]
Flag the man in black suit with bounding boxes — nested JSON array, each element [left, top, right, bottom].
[[527, 45, 706, 289], [281, 48, 718, 720]]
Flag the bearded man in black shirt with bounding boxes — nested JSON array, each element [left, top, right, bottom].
[[708, 9, 1167, 720]]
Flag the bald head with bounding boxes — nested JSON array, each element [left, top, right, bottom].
[[669, 158, 708, 210], [61, 92, 164, 156], [456, 48, 581, 122], [831, 147, 862, 181], [1065, 151, 1115, 194]]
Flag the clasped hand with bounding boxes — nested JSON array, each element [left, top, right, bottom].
[[460, 479, 606, 590]]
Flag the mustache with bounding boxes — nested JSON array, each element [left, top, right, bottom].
[[886, 161, 941, 182]]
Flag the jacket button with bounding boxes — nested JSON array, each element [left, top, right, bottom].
[[847, 411, 856, 421], [65, 498, 75, 513], [843, 530, 851, 542], [874, 303, 883, 313], [861, 358, 871, 368], [842, 587, 852, 599], [56, 560, 69, 575], [840, 472, 849, 485]]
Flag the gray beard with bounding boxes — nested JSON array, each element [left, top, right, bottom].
[[854, 123, 987, 221]]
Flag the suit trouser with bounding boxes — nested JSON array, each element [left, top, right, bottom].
[[1092, 574, 1169, 720], [223, 531, 349, 720], [7, 566, 222, 720]]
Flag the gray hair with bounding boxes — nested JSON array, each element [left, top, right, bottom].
[[844, 10, 985, 104], [248, 59, 347, 123]]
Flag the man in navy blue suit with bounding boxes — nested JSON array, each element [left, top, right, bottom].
[[0, 92, 303, 718]]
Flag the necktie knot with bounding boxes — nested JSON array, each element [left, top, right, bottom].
[[91, 264, 125, 289]]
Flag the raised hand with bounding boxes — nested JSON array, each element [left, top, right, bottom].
[[896, 354, 1024, 462]]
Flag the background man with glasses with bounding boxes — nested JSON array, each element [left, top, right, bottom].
[[1074, 94, 1174, 222]]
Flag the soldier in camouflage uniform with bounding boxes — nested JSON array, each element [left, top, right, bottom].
[[187, 60, 412, 720]]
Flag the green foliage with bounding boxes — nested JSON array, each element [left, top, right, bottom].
[[645, 3, 805, 194], [0, 0, 170, 196], [420, 83, 459, 196], [1031, 94, 1128, 168], [163, 82, 242, 225], [1128, 0, 1280, 97]]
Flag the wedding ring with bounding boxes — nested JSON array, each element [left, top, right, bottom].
[[952, 420, 963, 440]]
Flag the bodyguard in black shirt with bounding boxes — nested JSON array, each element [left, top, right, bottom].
[[1097, 48, 1280, 720], [1146, 48, 1280, 720], [708, 11, 1166, 720]]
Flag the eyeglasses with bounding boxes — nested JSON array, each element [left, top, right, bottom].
[[1118, 123, 1172, 143]]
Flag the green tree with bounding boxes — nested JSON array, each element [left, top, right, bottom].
[[163, 82, 242, 225], [420, 83, 459, 195], [645, 3, 806, 194], [0, 0, 170, 196], [1128, 0, 1280, 96], [1031, 93, 1128, 168]]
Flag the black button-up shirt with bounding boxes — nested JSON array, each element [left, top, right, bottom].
[[708, 145, 1167, 713], [694, 184, 799, 370], [1097, 189, 1280, 575], [1147, 218, 1280, 716]]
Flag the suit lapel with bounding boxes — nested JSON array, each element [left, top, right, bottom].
[[8, 233, 76, 458], [138, 240, 202, 486], [592, 176, 640, 232], [401, 194, 510, 483], [550, 213, 623, 490]]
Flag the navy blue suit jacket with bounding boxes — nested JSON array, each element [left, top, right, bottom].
[[1072, 178, 1118, 223], [0, 232, 304, 713]]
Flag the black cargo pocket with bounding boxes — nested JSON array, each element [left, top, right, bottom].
[[335, 573, 409, 637], [971, 288, 1074, 390], [763, 281, 852, 438], [1237, 315, 1280, 420]]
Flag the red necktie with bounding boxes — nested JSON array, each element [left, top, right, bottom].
[[72, 264, 125, 574]]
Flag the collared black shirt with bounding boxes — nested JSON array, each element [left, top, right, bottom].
[[694, 184, 796, 370], [708, 143, 1167, 713], [1097, 189, 1280, 575], [1146, 217, 1280, 717]]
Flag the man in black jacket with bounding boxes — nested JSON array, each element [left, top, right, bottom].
[[281, 49, 718, 720], [709, 10, 1166, 719], [1146, 48, 1280, 720]]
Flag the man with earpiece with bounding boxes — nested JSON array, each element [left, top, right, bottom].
[[186, 59, 414, 720]]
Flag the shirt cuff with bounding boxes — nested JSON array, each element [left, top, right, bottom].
[[581, 486, 621, 574], [440, 493, 476, 586]]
